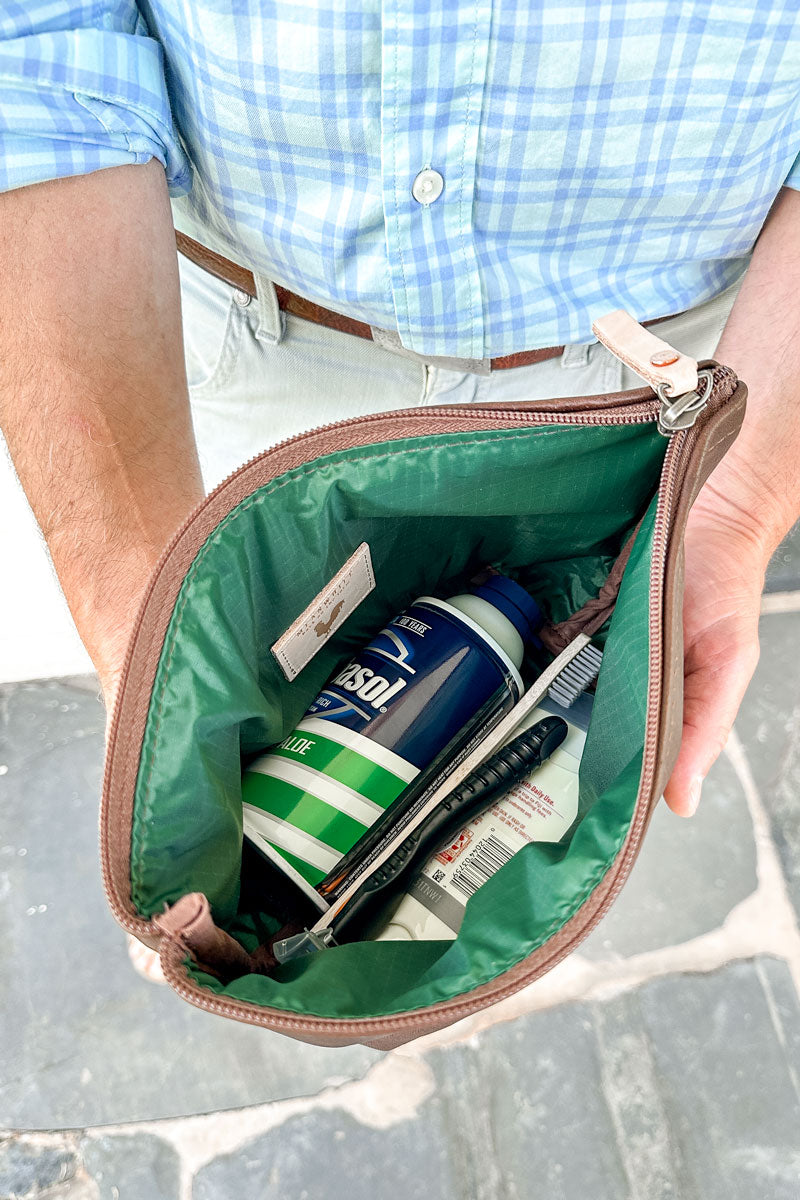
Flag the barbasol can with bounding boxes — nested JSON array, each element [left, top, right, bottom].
[[242, 577, 541, 908]]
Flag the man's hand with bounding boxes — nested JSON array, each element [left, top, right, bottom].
[[663, 185, 800, 815], [0, 161, 205, 713], [663, 491, 767, 816]]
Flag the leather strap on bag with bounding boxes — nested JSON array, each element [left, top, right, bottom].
[[592, 309, 699, 397]]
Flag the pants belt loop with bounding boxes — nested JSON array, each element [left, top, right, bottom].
[[560, 342, 591, 369], [254, 274, 286, 344]]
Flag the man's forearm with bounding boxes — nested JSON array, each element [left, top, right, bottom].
[[0, 161, 205, 702], [708, 185, 800, 551]]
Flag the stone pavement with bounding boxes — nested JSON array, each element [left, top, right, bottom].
[[1, 528, 800, 1200]]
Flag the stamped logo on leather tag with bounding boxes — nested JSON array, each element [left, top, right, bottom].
[[271, 543, 375, 681]]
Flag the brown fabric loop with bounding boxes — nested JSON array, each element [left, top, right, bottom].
[[538, 518, 644, 654], [153, 893, 306, 980], [154, 892, 257, 981]]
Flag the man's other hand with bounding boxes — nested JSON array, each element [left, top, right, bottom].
[[663, 493, 766, 816], [663, 184, 800, 816]]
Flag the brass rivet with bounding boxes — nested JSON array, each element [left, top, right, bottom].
[[650, 351, 679, 367]]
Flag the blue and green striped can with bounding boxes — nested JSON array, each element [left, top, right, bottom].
[[242, 716, 419, 907]]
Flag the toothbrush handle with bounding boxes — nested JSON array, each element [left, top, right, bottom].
[[331, 716, 568, 944]]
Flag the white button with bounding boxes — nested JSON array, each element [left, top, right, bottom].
[[412, 169, 444, 205], [233, 288, 252, 307]]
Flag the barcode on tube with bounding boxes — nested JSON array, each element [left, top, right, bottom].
[[449, 834, 515, 899]]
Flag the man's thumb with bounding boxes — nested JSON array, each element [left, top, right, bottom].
[[663, 634, 759, 817]]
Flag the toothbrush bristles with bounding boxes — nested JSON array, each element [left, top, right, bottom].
[[546, 642, 603, 707]]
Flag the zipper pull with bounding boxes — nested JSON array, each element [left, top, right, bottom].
[[591, 309, 710, 435], [656, 367, 714, 435]]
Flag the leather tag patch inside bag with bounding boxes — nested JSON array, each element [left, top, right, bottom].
[[272, 542, 376, 681]]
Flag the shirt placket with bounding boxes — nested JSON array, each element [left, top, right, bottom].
[[380, 0, 492, 361]]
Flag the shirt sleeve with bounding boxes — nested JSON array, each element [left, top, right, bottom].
[[0, 2, 191, 195]]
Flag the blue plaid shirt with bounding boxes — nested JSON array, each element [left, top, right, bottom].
[[3, 1, 800, 358]]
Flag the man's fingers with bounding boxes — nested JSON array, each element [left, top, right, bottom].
[[663, 634, 759, 817], [664, 499, 768, 820]]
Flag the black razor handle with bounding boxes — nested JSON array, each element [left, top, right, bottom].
[[330, 715, 568, 944]]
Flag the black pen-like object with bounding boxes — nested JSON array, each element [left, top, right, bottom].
[[272, 715, 568, 960]]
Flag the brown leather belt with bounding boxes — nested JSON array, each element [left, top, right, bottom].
[[175, 231, 676, 371]]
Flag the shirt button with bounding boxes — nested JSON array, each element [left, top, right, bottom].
[[412, 168, 444, 205]]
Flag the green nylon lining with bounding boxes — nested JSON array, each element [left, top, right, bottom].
[[130, 421, 665, 1020]]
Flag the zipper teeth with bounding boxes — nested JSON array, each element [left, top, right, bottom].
[[100, 376, 733, 1031], [99, 395, 661, 927], [588, 423, 693, 920]]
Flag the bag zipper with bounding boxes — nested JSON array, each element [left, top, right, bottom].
[[100, 367, 740, 1033]]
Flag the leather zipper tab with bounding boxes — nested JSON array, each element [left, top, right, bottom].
[[592, 309, 699, 398]]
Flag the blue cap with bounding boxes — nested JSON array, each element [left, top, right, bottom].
[[468, 575, 542, 644]]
